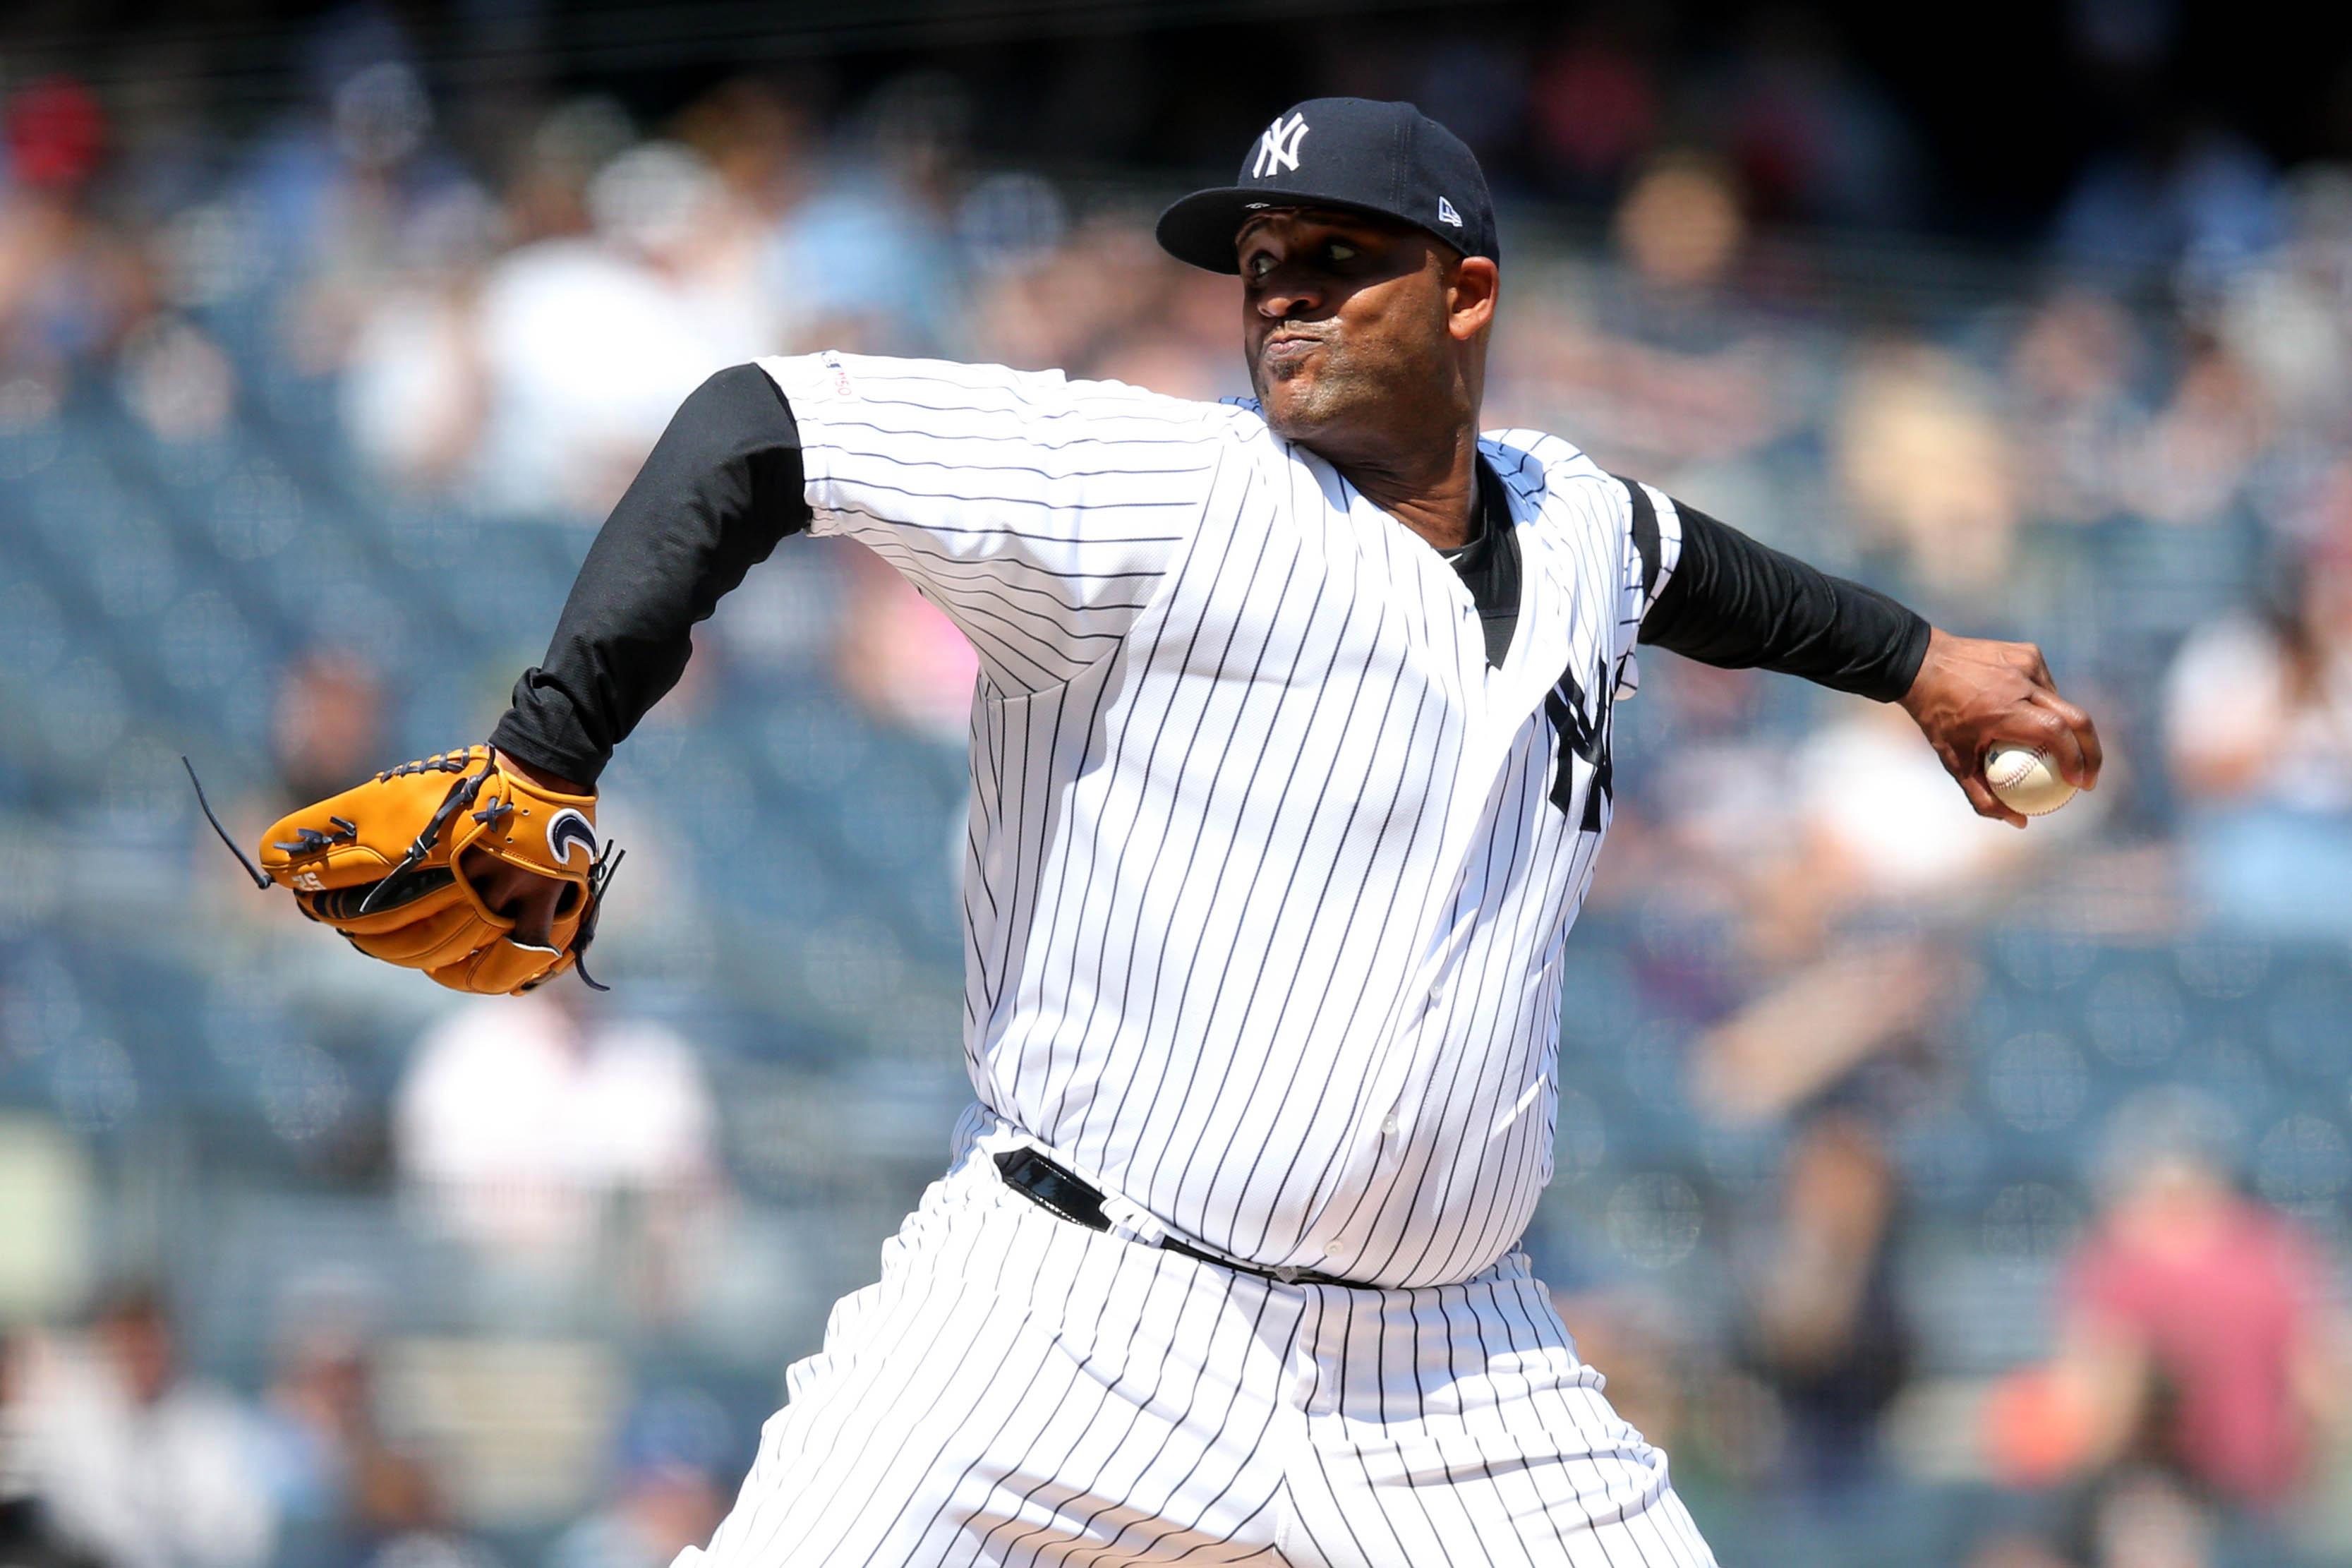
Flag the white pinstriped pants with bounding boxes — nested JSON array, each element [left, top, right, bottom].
[[680, 1148, 1718, 1567]]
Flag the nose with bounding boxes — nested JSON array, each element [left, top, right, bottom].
[[1250, 263, 1323, 320]]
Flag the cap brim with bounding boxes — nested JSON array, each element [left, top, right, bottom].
[[1154, 186, 1431, 274]]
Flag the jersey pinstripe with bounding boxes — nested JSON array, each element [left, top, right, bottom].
[[760, 351, 1683, 1292]]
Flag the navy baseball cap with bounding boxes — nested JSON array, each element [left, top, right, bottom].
[[1157, 97, 1499, 275]]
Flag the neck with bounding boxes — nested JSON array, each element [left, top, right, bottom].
[[1320, 424, 1483, 552]]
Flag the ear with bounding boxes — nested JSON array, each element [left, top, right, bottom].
[[1447, 256, 1498, 341]]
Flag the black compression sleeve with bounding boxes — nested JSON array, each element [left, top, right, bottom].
[[1640, 499, 1931, 704], [488, 364, 810, 785]]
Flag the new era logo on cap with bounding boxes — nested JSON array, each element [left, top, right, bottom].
[[1155, 97, 1499, 275]]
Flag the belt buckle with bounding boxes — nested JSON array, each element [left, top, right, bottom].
[[1272, 1265, 1303, 1284]]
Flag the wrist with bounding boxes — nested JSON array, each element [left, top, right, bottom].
[[1897, 625, 1948, 718], [491, 746, 589, 797], [1890, 625, 1947, 724]]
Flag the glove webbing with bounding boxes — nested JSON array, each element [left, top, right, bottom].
[[357, 756, 494, 915]]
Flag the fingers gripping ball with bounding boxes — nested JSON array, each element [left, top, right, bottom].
[[1984, 744, 2077, 817], [254, 746, 620, 994]]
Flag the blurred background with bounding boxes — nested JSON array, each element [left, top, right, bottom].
[[1, 1, 2350, 1565]]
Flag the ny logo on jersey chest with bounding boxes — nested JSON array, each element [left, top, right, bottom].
[[1543, 653, 1615, 832]]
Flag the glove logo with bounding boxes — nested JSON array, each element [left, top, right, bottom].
[[545, 807, 597, 867]]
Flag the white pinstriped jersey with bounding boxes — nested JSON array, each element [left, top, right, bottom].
[[760, 351, 1683, 1291]]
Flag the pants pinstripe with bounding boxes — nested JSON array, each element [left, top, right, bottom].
[[680, 1150, 1718, 1567]]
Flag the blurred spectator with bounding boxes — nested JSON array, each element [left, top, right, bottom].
[[672, 78, 819, 229], [497, 97, 636, 248], [2163, 540, 2352, 939], [469, 137, 778, 518], [1526, 14, 1665, 199], [0, 78, 149, 377], [333, 196, 498, 494], [2121, 332, 2269, 528], [118, 315, 240, 449], [394, 990, 719, 1307], [1409, 41, 1528, 167], [1961, 1533, 2075, 1568], [1739, 1109, 1913, 1497], [17, 1284, 277, 1568], [1785, 699, 2033, 927], [545, 1389, 730, 1568], [0, 1330, 104, 1568], [2044, 1123, 2346, 1512], [255, 1277, 472, 1568], [2056, 119, 2282, 287], [2084, 1468, 2217, 1568], [239, 16, 490, 387], [767, 72, 970, 358], [965, 214, 1235, 400], [1681, 693, 2021, 1123], [1713, 11, 1922, 228], [2214, 169, 2352, 438], [351, 79, 817, 515], [832, 549, 982, 742], [1613, 151, 1749, 298], [269, 647, 388, 810], [1834, 338, 2020, 608], [1485, 152, 1800, 474], [249, 17, 502, 482], [2005, 287, 2149, 527]]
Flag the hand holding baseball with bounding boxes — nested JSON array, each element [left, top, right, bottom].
[[1898, 627, 2102, 828], [1983, 744, 2077, 816]]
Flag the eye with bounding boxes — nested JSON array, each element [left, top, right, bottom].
[[1244, 251, 1274, 279], [1327, 241, 1358, 263]]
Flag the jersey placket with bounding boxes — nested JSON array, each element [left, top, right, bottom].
[[1293, 482, 1574, 1274]]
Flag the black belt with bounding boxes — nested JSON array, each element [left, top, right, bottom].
[[993, 1147, 1363, 1288]]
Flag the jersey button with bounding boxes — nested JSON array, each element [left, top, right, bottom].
[[1380, 1114, 1399, 1137]]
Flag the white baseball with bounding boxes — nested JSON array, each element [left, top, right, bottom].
[[1984, 744, 2076, 816]]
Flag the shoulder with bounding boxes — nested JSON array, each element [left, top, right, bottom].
[[1480, 427, 1629, 529], [757, 351, 1257, 438], [1480, 424, 1603, 471]]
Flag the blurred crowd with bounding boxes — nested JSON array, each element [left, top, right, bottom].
[[4, 6, 2352, 1568]]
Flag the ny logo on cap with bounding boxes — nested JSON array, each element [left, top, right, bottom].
[[1438, 196, 1463, 227], [1253, 112, 1309, 179]]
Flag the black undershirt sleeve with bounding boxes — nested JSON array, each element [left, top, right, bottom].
[[1639, 497, 1931, 704], [488, 363, 810, 785], [488, 395, 1925, 785]]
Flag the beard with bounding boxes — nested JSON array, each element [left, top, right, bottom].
[[1251, 334, 1375, 442], [1252, 339, 1462, 460]]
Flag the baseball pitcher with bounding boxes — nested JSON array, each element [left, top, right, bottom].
[[251, 99, 2101, 1564]]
